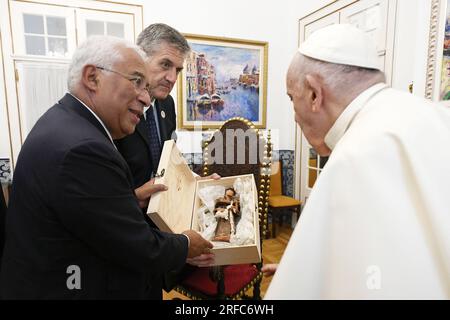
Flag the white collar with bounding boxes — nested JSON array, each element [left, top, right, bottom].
[[324, 83, 388, 151], [69, 93, 116, 149], [143, 99, 156, 119]]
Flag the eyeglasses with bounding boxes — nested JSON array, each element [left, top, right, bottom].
[[96, 66, 150, 95]]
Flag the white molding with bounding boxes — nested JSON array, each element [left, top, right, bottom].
[[385, 0, 398, 85], [425, 0, 441, 100]]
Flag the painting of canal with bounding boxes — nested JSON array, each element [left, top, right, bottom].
[[440, 0, 450, 100], [178, 35, 268, 129]]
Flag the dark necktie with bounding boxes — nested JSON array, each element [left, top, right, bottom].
[[145, 107, 162, 172]]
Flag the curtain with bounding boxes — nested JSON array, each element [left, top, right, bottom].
[[16, 61, 69, 135]]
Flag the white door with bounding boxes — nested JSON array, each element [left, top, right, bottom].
[[8, 1, 75, 151], [5, 1, 142, 167], [295, 12, 339, 204], [295, 0, 396, 205], [76, 8, 135, 43], [0, 41, 10, 161], [10, 1, 76, 58], [303, 12, 340, 40], [340, 0, 395, 82]]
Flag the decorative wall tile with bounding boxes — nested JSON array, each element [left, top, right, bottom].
[[1, 151, 295, 198], [182, 153, 194, 168], [278, 150, 295, 197], [182, 153, 203, 173], [0, 158, 11, 184], [182, 150, 295, 196], [270, 150, 296, 226]]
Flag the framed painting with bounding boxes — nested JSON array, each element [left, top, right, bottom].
[[177, 34, 268, 129], [425, 0, 450, 105]]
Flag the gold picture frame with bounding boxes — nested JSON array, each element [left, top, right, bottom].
[[177, 34, 268, 130], [425, 0, 450, 105]]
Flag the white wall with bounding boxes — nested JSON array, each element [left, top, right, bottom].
[[0, 0, 435, 158], [142, 0, 433, 154], [143, 0, 331, 153]]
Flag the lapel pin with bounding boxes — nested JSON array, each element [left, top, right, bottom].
[[161, 110, 166, 119]]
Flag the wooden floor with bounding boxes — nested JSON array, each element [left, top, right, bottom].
[[163, 224, 293, 300]]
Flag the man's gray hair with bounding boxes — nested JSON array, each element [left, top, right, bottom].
[[136, 23, 190, 57], [67, 35, 147, 92], [292, 54, 385, 94]]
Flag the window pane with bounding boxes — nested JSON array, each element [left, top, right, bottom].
[[107, 22, 124, 38], [23, 14, 44, 34], [308, 157, 317, 168], [48, 37, 68, 57], [86, 20, 104, 36], [308, 147, 318, 169], [308, 169, 317, 188], [46, 16, 66, 36], [25, 35, 45, 55]]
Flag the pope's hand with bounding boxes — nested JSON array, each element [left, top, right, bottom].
[[186, 253, 215, 267], [261, 263, 278, 277]]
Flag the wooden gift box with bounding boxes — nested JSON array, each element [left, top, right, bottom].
[[147, 140, 261, 266]]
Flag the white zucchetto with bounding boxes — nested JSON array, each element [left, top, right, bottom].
[[298, 24, 381, 70]]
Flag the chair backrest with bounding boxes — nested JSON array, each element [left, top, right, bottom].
[[202, 117, 272, 240], [269, 161, 282, 196]]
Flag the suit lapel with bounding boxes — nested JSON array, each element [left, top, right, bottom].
[[60, 93, 135, 186]]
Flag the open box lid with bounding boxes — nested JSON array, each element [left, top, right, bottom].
[[146, 140, 197, 234]]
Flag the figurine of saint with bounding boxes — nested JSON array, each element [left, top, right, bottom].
[[212, 188, 240, 242]]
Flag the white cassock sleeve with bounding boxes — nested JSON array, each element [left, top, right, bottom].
[[265, 131, 448, 299]]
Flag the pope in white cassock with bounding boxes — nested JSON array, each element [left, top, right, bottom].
[[265, 24, 450, 299]]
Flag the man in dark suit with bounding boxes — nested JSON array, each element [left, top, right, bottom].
[[115, 23, 187, 207], [0, 36, 212, 299], [0, 185, 6, 275]]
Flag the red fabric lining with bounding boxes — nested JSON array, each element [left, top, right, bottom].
[[181, 264, 259, 296]]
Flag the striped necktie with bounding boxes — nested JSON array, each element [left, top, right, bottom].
[[145, 107, 162, 172]]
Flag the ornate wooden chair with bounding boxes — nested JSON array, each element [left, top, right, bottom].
[[174, 117, 272, 299], [268, 160, 301, 238]]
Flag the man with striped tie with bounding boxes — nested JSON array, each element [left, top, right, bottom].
[[115, 24, 186, 209]]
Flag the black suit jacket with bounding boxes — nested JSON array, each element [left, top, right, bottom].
[[0, 94, 187, 299], [114, 95, 180, 294], [0, 187, 6, 275], [115, 95, 177, 188]]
